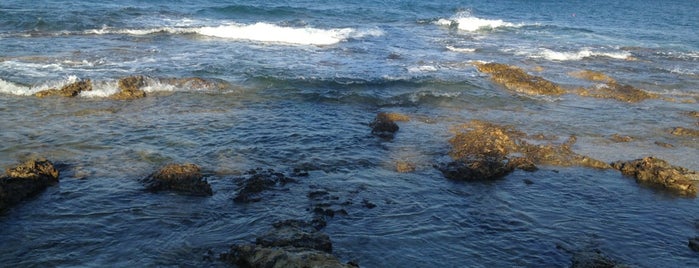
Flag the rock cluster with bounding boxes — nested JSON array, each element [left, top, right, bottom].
[[142, 163, 213, 196], [112, 75, 147, 100], [221, 220, 356, 268], [1, 158, 59, 211], [233, 168, 297, 203], [35, 79, 92, 97], [612, 157, 698, 197]]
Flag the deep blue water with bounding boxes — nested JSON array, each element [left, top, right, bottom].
[[1, 0, 698, 267]]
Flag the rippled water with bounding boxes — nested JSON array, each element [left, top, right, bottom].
[[1, 0, 698, 267]]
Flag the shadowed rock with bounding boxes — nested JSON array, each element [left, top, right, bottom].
[[112, 75, 147, 100], [370, 112, 400, 139], [142, 163, 212, 196], [690, 237, 699, 252], [439, 120, 609, 181], [1, 158, 59, 212], [474, 62, 566, 95], [258, 220, 332, 252], [571, 250, 624, 268], [612, 157, 698, 197], [233, 168, 296, 203], [670, 127, 699, 137], [35, 79, 92, 97]]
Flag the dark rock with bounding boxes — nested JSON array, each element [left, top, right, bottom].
[[612, 157, 698, 197], [523, 179, 534, 185], [112, 75, 147, 100], [233, 168, 296, 203], [361, 199, 377, 209], [473, 62, 566, 95], [35, 79, 92, 97], [221, 244, 356, 268], [370, 112, 399, 139], [438, 158, 514, 181], [142, 163, 212, 196], [690, 237, 699, 252], [1, 158, 59, 212], [259, 220, 332, 252], [571, 250, 623, 268]]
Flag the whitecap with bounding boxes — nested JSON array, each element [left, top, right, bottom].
[[196, 22, 365, 45], [533, 48, 632, 61], [0, 78, 31, 96], [446, 46, 476, 53], [436, 12, 519, 32]]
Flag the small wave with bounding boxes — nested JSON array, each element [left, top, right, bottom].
[[0, 78, 31, 96], [446, 46, 476, 53], [436, 11, 519, 32], [408, 65, 439, 73], [532, 48, 632, 61]]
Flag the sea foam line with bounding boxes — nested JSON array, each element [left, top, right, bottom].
[[534, 48, 632, 61]]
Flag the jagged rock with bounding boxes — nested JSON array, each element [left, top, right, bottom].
[[258, 220, 332, 252], [690, 237, 699, 252], [612, 157, 698, 197], [112, 76, 147, 100], [142, 163, 212, 196], [370, 112, 400, 139], [576, 82, 656, 103], [1, 158, 59, 212], [439, 120, 608, 181], [35, 79, 92, 97], [233, 168, 296, 203], [670, 127, 699, 137], [474, 62, 566, 95]]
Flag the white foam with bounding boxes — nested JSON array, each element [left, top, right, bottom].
[[446, 46, 476, 53], [408, 65, 438, 73], [436, 12, 518, 32], [196, 22, 368, 45], [0, 78, 31, 96], [534, 48, 632, 61]]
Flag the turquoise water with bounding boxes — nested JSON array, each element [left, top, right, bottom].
[[1, 1, 698, 266]]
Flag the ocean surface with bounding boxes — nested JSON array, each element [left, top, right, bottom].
[[1, 0, 698, 266]]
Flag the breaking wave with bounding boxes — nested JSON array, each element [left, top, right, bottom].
[[435, 11, 521, 32]]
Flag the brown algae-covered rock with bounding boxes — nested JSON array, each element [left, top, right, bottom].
[[112, 75, 147, 100], [35, 79, 92, 97], [142, 163, 212, 196], [670, 127, 699, 137], [370, 112, 400, 139], [576, 82, 656, 103], [569, 70, 616, 83], [1, 158, 60, 211], [473, 62, 566, 95], [612, 157, 698, 197]]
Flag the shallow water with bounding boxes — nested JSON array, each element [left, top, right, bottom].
[[1, 0, 698, 267]]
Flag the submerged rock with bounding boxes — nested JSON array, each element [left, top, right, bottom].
[[112, 75, 147, 100], [690, 237, 699, 252], [610, 134, 634, 143], [395, 161, 416, 173], [576, 82, 656, 103], [670, 127, 699, 137], [612, 157, 698, 197], [221, 220, 356, 268], [35, 79, 92, 97], [370, 112, 400, 139], [161, 77, 232, 90], [1, 158, 59, 212], [569, 70, 616, 83], [233, 168, 296, 203], [439, 120, 608, 181], [142, 163, 212, 196], [571, 250, 625, 268], [473, 62, 566, 95]]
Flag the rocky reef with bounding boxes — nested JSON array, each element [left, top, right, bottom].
[[221, 220, 356, 268], [612, 157, 698, 197], [142, 163, 213, 196], [473, 62, 566, 95], [1, 158, 59, 212], [439, 120, 608, 181], [233, 168, 297, 203], [112, 75, 147, 100], [35, 79, 92, 97], [571, 69, 657, 103]]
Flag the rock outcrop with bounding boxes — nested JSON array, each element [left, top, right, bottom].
[[670, 127, 699, 137], [142, 163, 213, 196], [1, 158, 59, 212], [233, 168, 297, 203], [612, 157, 698, 197], [439, 120, 609, 181], [112, 75, 147, 100], [474, 62, 566, 95], [35, 79, 92, 97], [370, 112, 400, 139], [221, 220, 356, 268]]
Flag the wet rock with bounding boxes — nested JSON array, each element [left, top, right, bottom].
[[370, 112, 400, 139], [222, 220, 356, 268], [395, 161, 416, 173], [474, 62, 566, 95], [112, 75, 147, 100], [233, 168, 296, 203], [161, 77, 231, 90], [610, 134, 633, 142], [142, 163, 212, 196], [612, 157, 698, 197], [35, 79, 92, 97], [690, 237, 699, 252], [684, 111, 699, 118], [440, 120, 608, 181], [576, 82, 656, 103], [1, 158, 59, 212], [670, 127, 699, 137], [654, 141, 674, 148], [523, 179, 534, 185], [361, 199, 377, 209], [569, 70, 616, 83], [571, 250, 624, 268]]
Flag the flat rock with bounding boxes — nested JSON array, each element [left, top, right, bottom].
[[142, 163, 212, 196], [474, 62, 566, 95]]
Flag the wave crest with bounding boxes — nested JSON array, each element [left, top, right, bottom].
[[436, 11, 519, 32]]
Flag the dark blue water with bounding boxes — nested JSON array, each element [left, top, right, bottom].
[[1, 0, 698, 267]]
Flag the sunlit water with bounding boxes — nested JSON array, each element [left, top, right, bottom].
[[1, 0, 698, 267]]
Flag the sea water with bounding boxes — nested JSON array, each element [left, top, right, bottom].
[[1, 0, 698, 266]]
